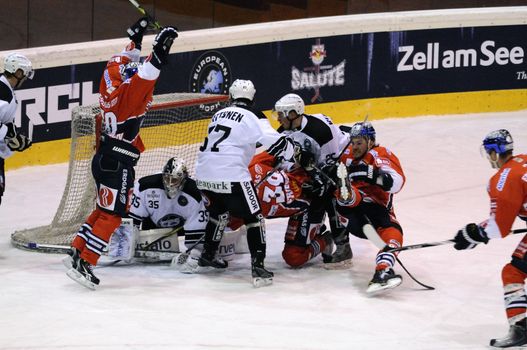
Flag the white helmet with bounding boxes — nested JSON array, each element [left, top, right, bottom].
[[274, 93, 305, 117], [4, 53, 34, 79], [162, 157, 188, 198], [229, 79, 256, 102]]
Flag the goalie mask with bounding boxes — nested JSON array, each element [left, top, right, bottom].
[[162, 157, 188, 198], [481, 129, 513, 169], [229, 79, 256, 104], [120, 61, 141, 81]]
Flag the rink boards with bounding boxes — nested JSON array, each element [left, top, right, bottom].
[[2, 7, 526, 169]]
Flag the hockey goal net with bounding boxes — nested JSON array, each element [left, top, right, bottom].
[[11, 93, 229, 253]]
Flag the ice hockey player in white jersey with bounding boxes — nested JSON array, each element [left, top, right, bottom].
[[0, 53, 34, 205], [273, 93, 350, 267], [189, 79, 294, 287]]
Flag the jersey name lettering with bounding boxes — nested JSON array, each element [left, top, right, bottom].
[[211, 110, 244, 123]]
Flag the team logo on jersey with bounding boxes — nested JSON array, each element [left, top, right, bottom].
[[97, 184, 117, 210], [190, 51, 231, 95], [177, 196, 188, 206], [290, 38, 346, 103], [159, 214, 182, 228]]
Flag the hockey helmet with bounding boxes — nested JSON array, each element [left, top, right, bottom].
[[4, 53, 34, 80], [349, 121, 376, 141], [229, 79, 256, 102], [120, 61, 141, 81], [481, 129, 513, 169], [482, 129, 513, 155], [162, 157, 188, 198], [274, 93, 305, 119]]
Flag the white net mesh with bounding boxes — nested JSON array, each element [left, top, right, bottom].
[[11, 93, 228, 252]]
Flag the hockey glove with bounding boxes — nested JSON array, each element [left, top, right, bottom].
[[453, 223, 489, 250], [150, 26, 178, 69], [127, 17, 149, 49], [348, 164, 394, 191], [302, 171, 327, 198], [7, 134, 32, 152]]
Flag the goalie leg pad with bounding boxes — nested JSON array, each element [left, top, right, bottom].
[[108, 218, 136, 261]]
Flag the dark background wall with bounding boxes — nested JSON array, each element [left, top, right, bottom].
[[1, 0, 526, 50]]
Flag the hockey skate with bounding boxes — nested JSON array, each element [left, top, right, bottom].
[[177, 252, 228, 274], [252, 258, 273, 288], [366, 267, 402, 294], [323, 229, 353, 270], [490, 318, 527, 348], [65, 249, 100, 290]]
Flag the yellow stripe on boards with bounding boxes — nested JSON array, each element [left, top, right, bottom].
[[6, 89, 526, 171]]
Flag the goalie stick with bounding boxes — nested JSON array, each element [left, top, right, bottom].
[[128, 0, 162, 30], [383, 228, 527, 253], [363, 223, 435, 290]]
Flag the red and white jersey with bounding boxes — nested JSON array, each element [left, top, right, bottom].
[[98, 42, 160, 153], [340, 144, 405, 209], [482, 154, 527, 239], [249, 152, 310, 218]]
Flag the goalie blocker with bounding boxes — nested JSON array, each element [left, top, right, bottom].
[[107, 218, 249, 263]]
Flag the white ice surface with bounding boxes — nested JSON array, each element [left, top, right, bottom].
[[1, 111, 527, 350]]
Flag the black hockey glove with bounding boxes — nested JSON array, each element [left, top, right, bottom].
[[453, 223, 489, 250], [127, 17, 149, 49], [3, 122, 16, 140], [302, 171, 327, 198], [347, 164, 394, 191], [150, 26, 178, 69], [7, 134, 32, 152]]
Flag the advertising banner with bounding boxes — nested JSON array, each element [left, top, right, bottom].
[[14, 24, 527, 143]]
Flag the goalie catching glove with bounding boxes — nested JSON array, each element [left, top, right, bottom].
[[453, 223, 489, 250], [348, 164, 393, 191], [150, 26, 178, 68]]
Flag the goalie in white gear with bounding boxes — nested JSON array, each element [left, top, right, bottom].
[[190, 79, 295, 287], [110, 157, 245, 262], [0, 53, 34, 206]]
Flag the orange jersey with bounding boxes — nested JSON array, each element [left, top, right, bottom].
[[98, 43, 158, 153], [340, 144, 405, 209], [249, 152, 310, 218], [482, 154, 527, 239]]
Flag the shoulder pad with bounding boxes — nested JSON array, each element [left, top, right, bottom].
[[0, 79, 13, 104], [138, 173, 164, 192], [181, 178, 203, 203]]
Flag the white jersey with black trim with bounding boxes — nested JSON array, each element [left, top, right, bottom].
[[195, 104, 281, 183], [297, 113, 349, 166], [0, 75, 16, 159], [129, 175, 208, 238]]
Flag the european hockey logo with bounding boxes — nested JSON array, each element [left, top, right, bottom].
[[190, 51, 231, 95]]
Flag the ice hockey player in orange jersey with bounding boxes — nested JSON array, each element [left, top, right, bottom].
[[62, 18, 178, 290], [452, 129, 527, 348], [332, 121, 406, 294], [245, 132, 361, 268]]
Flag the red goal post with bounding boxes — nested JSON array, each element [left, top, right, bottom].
[[11, 93, 229, 253]]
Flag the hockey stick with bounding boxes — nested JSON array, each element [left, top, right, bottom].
[[128, 0, 162, 30], [363, 223, 435, 290], [383, 228, 527, 253]]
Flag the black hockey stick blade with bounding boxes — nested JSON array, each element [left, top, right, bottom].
[[128, 0, 162, 29]]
